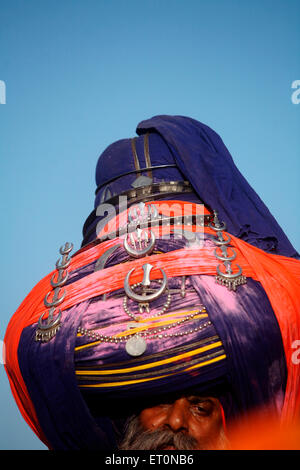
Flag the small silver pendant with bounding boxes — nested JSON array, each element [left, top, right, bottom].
[[125, 335, 147, 357]]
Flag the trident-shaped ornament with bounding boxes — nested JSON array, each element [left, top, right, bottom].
[[124, 228, 156, 258], [36, 242, 73, 342]]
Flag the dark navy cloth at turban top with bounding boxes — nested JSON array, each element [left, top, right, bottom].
[[84, 115, 298, 259], [8, 115, 298, 451]]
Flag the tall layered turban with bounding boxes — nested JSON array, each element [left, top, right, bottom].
[[4, 116, 300, 450]]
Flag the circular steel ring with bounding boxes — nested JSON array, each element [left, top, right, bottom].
[[214, 247, 237, 262], [216, 264, 243, 279], [124, 230, 155, 258], [124, 267, 167, 302]]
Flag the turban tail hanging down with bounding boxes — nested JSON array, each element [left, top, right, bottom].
[[4, 115, 300, 450]]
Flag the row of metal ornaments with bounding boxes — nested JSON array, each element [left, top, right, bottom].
[[35, 242, 73, 342], [122, 203, 169, 356], [121, 203, 247, 356], [123, 203, 167, 310], [35, 204, 247, 344], [210, 211, 247, 291], [122, 204, 247, 295]]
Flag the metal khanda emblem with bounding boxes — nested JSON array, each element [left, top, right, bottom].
[[35, 242, 73, 342], [210, 212, 247, 291], [122, 203, 170, 356], [124, 263, 168, 314], [123, 262, 169, 356]]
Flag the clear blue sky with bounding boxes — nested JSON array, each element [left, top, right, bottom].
[[0, 0, 299, 449]]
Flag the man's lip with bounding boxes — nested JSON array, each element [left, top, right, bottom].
[[161, 445, 176, 450]]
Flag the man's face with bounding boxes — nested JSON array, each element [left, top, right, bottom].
[[119, 395, 227, 450]]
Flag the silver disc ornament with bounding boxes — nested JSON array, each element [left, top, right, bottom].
[[125, 335, 147, 357]]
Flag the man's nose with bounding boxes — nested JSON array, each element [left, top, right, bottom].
[[165, 398, 189, 432]]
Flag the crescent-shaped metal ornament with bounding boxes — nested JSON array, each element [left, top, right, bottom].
[[36, 308, 62, 342], [124, 266, 168, 302], [56, 257, 71, 270], [209, 221, 227, 232], [59, 242, 73, 255], [94, 243, 121, 271], [44, 288, 66, 308], [212, 233, 231, 246], [38, 307, 62, 330], [214, 247, 237, 262], [216, 264, 243, 279], [124, 229, 155, 258], [50, 270, 69, 288]]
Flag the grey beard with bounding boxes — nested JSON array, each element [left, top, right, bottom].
[[119, 415, 228, 450]]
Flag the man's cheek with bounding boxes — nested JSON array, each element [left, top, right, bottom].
[[190, 416, 221, 441], [140, 408, 164, 429]]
